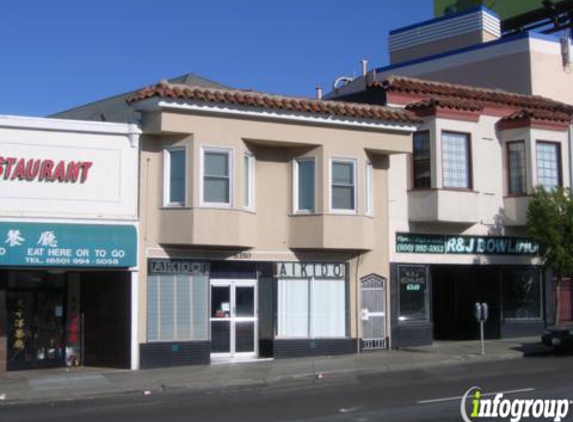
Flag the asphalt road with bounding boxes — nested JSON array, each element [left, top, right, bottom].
[[2, 353, 573, 422]]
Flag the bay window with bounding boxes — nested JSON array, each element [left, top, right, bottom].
[[294, 158, 315, 213], [441, 131, 471, 189], [164, 148, 186, 206], [507, 141, 527, 195], [202, 148, 232, 206], [244, 153, 254, 209], [331, 159, 356, 212], [413, 131, 431, 188], [536, 141, 561, 190], [365, 162, 373, 216]]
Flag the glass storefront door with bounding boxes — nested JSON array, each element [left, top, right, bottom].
[[210, 280, 257, 359], [6, 272, 66, 370]]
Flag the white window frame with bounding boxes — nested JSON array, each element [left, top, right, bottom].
[[276, 276, 348, 340], [163, 147, 187, 207], [329, 158, 358, 214], [244, 152, 255, 210], [365, 162, 373, 216], [200, 146, 234, 208], [292, 157, 316, 214]]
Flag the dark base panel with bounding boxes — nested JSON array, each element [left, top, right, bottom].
[[258, 339, 274, 358], [139, 342, 210, 369], [500, 321, 545, 338], [391, 323, 433, 349], [273, 339, 357, 358]]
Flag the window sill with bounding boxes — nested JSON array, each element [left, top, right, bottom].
[[408, 187, 435, 192], [200, 203, 233, 209], [290, 211, 319, 217], [439, 188, 478, 193], [160, 205, 192, 210], [328, 209, 358, 215]]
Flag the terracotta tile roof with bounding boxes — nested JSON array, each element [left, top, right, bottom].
[[127, 80, 421, 125], [499, 108, 573, 124], [370, 76, 573, 114], [405, 97, 483, 112]]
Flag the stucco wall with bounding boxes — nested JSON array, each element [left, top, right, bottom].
[[389, 113, 569, 265], [137, 109, 412, 342]]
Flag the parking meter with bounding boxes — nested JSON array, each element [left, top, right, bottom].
[[474, 303, 483, 321], [474, 302, 489, 322], [474, 302, 488, 355], [481, 303, 489, 321]]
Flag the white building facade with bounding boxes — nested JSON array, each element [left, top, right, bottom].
[[0, 116, 140, 375]]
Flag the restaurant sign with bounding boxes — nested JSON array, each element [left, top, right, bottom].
[[0, 222, 137, 267], [396, 233, 538, 255]]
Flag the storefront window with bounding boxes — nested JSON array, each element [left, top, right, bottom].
[[398, 265, 429, 322], [502, 269, 542, 320], [277, 277, 346, 338], [148, 274, 209, 341], [6, 272, 66, 370]]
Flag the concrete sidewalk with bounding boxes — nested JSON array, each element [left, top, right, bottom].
[[0, 337, 553, 405]]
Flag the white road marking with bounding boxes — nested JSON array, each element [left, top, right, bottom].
[[417, 388, 536, 404]]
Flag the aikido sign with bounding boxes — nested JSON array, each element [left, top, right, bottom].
[[276, 262, 346, 279]]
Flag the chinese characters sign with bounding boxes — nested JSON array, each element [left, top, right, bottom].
[[396, 233, 538, 255], [0, 222, 137, 267]]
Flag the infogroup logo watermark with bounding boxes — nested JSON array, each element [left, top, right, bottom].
[[460, 387, 570, 422]]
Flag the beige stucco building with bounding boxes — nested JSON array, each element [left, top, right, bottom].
[[329, 74, 573, 348], [126, 82, 418, 366]]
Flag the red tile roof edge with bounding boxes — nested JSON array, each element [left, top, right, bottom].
[[127, 80, 422, 125], [499, 108, 573, 123], [369, 76, 573, 114], [405, 97, 484, 112]]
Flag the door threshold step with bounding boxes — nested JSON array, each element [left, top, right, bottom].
[[210, 357, 274, 365]]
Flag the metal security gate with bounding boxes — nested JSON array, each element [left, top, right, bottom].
[[360, 274, 387, 350]]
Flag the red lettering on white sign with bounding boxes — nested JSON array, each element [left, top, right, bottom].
[[0, 157, 93, 184]]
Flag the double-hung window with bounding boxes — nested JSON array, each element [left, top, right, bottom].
[[441, 132, 471, 189], [413, 131, 431, 188], [331, 159, 356, 212], [202, 148, 232, 206], [244, 153, 255, 210], [164, 148, 186, 206], [507, 141, 526, 195], [365, 163, 373, 216], [536, 141, 561, 190], [294, 158, 315, 213]]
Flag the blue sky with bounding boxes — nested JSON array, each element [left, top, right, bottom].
[[0, 0, 432, 116]]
